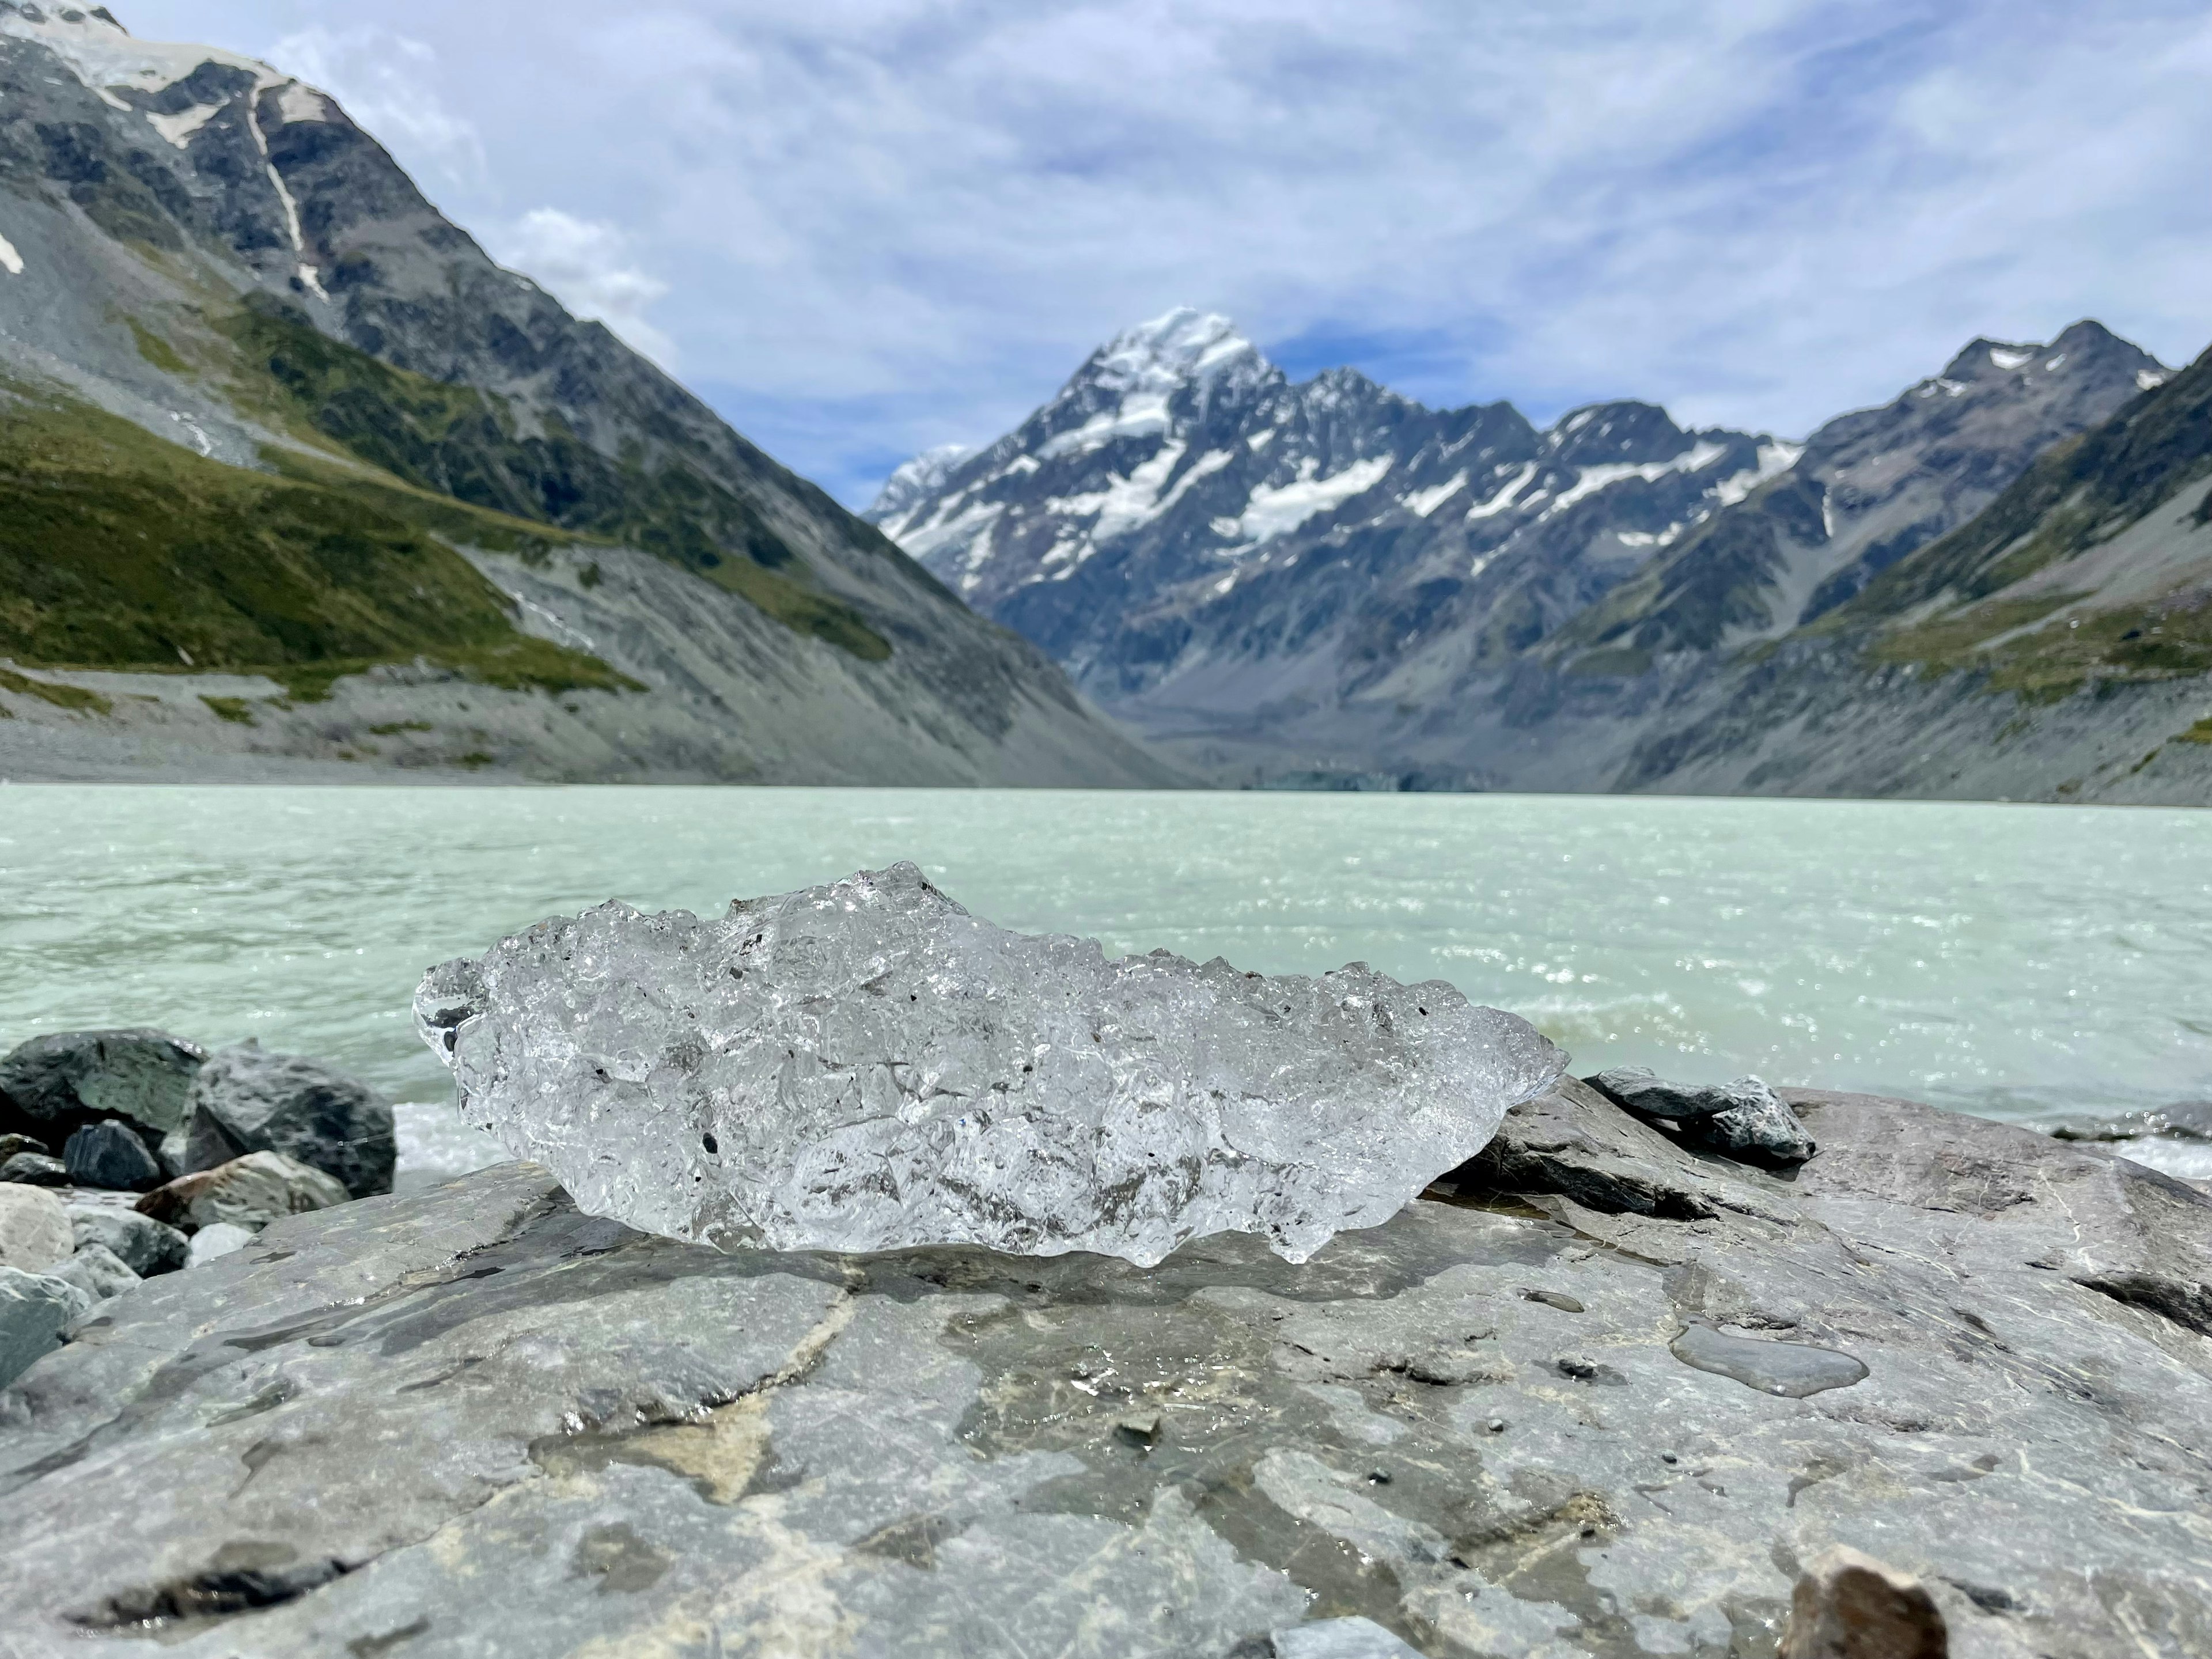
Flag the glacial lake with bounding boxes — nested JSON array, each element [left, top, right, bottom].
[[2, 786, 2206, 1182]]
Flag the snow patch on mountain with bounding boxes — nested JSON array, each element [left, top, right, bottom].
[[1238, 456, 1396, 544], [1547, 440, 1730, 513], [1404, 473, 1469, 517], [146, 101, 225, 148], [1711, 441, 1805, 507], [0, 3, 268, 96], [872, 444, 972, 524], [1465, 461, 1538, 520]]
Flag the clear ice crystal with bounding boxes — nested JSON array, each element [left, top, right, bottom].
[[415, 864, 1567, 1267]]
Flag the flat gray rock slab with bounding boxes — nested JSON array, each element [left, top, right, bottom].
[[1, 1085, 2207, 1657], [0, 1184, 73, 1274], [0, 1267, 91, 1392], [417, 863, 1564, 1266]]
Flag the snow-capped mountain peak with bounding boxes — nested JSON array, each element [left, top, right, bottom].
[[1025, 307, 1272, 463], [870, 444, 972, 519], [1096, 307, 1259, 387], [0, 5, 276, 100], [868, 311, 1794, 645]]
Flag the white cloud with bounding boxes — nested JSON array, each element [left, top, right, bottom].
[[484, 208, 678, 369], [118, 1, 2212, 501], [267, 25, 486, 188]]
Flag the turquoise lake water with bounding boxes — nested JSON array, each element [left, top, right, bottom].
[[2, 786, 2206, 1179]]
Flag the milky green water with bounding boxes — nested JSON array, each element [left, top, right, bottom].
[[2, 787, 2206, 1179]]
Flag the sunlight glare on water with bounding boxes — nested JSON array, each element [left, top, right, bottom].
[[2, 786, 2206, 1177]]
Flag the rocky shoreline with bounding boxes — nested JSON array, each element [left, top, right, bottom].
[[3, 1038, 2207, 1656], [1, 1029, 395, 1391]]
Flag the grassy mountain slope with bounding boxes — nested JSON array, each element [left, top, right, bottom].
[[217, 298, 891, 661], [0, 378, 632, 702], [0, 10, 1174, 787], [1834, 347, 2212, 703]]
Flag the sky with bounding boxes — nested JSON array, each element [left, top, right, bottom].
[[117, 0, 2212, 505]]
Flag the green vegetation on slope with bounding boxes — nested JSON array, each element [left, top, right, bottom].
[[223, 298, 890, 661], [0, 384, 638, 702], [1841, 350, 2212, 624]]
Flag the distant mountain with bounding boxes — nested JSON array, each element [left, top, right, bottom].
[[1610, 343, 2212, 802], [873, 306, 2192, 801], [0, 6, 1173, 786], [871, 308, 1797, 728]]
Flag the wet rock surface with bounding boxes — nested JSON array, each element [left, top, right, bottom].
[[172, 1043, 397, 1200], [1, 1084, 2206, 1657], [137, 1153, 352, 1236], [62, 1120, 165, 1192], [1588, 1067, 1819, 1166], [47, 1241, 142, 1303], [67, 1207, 190, 1278], [0, 1151, 71, 1187], [418, 864, 1565, 1267], [0, 1029, 206, 1151]]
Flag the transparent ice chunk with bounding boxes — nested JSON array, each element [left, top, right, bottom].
[[415, 864, 1566, 1267]]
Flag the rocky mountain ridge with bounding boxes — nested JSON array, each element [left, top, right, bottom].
[[0, 5, 1173, 786], [873, 308, 2201, 801]]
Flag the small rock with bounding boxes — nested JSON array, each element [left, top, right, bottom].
[[1780, 1546, 1949, 1659], [1366, 1469, 1392, 1485], [171, 1043, 396, 1199], [137, 1152, 351, 1236], [1486, 1417, 1507, 1433], [67, 1207, 189, 1277], [0, 1134, 51, 1165], [0, 1266, 93, 1391], [187, 1222, 257, 1267], [1397, 1348, 1501, 1387], [1, 1153, 70, 1187], [62, 1121, 164, 1192], [1272, 1615, 1426, 1658], [1556, 1354, 1600, 1380], [0, 1184, 75, 1273], [48, 1242, 141, 1302], [0, 1029, 205, 1150], [1589, 1067, 1818, 1166], [1114, 1411, 1164, 1449], [1521, 1287, 1586, 1312]]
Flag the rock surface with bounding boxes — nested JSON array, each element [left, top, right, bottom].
[[185, 1222, 257, 1267], [1781, 1547, 1950, 1659], [417, 864, 1565, 1267], [0, 1133, 50, 1164], [0, 1151, 71, 1186], [1588, 1067, 1818, 1166], [173, 1044, 397, 1199], [0, 1266, 91, 1391], [0, 1029, 206, 1150], [63, 1120, 165, 1192], [1, 1083, 2206, 1657], [48, 1242, 142, 1303], [137, 1153, 352, 1236], [0, 1184, 74, 1273], [69, 1207, 190, 1278]]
